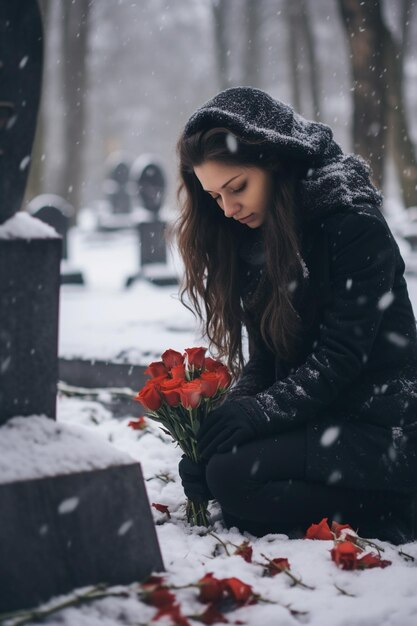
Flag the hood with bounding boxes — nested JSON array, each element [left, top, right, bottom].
[[183, 86, 383, 224]]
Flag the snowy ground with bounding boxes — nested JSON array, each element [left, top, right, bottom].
[[4, 210, 417, 625]]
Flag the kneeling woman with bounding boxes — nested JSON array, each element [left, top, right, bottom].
[[175, 87, 417, 544]]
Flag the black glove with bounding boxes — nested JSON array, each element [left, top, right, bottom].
[[178, 455, 212, 502], [197, 396, 269, 460]]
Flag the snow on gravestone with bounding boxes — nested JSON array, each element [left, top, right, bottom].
[[0, 416, 163, 612], [0, 2, 164, 613]]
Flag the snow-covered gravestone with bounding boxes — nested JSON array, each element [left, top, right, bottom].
[[0, 1, 164, 613], [126, 155, 178, 286]]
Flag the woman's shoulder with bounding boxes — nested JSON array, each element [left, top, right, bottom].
[[318, 205, 396, 248]]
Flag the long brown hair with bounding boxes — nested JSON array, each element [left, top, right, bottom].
[[175, 127, 306, 377]]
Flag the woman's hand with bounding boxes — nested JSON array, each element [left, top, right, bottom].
[[197, 397, 268, 459], [178, 455, 212, 502]]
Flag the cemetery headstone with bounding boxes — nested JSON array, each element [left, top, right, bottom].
[[28, 193, 85, 284], [126, 155, 178, 287], [104, 152, 132, 215], [0, 2, 164, 613]]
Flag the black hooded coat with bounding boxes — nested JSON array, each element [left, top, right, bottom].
[[183, 87, 417, 496]]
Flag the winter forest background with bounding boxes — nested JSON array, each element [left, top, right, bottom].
[[27, 0, 417, 223]]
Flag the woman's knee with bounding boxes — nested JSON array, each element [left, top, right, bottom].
[[206, 451, 250, 506]]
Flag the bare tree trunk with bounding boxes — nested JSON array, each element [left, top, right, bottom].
[[285, 0, 302, 113], [300, 0, 320, 121], [59, 0, 90, 224], [338, 0, 387, 190], [23, 0, 51, 205], [211, 0, 230, 91], [285, 0, 320, 120], [242, 0, 262, 87], [384, 0, 417, 208], [338, 0, 417, 206]]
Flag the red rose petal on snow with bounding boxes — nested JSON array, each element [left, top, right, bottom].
[[357, 552, 392, 569], [153, 603, 191, 626], [145, 588, 176, 608], [331, 521, 356, 539], [152, 503, 171, 518], [305, 517, 333, 540], [198, 573, 224, 603], [197, 603, 229, 625], [330, 541, 362, 570], [221, 577, 254, 605], [128, 416, 147, 430], [234, 541, 253, 563], [264, 557, 290, 576]]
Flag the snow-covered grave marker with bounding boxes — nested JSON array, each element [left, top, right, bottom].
[[0, 1, 163, 613], [28, 193, 85, 285], [126, 155, 179, 287]]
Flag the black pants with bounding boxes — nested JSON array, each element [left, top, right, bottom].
[[205, 428, 415, 544]]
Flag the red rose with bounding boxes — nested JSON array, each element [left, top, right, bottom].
[[152, 503, 171, 518], [196, 604, 228, 625], [162, 348, 184, 369], [331, 521, 355, 539], [153, 603, 191, 626], [144, 587, 176, 608], [234, 541, 253, 563], [127, 416, 147, 430], [305, 517, 333, 540], [221, 577, 254, 604], [180, 380, 203, 409], [160, 379, 182, 407], [200, 371, 220, 398], [357, 552, 392, 569], [197, 573, 224, 603], [144, 360, 168, 378], [264, 557, 291, 576], [214, 365, 232, 389], [204, 357, 222, 372], [330, 541, 361, 570], [185, 346, 207, 369], [170, 363, 186, 380], [135, 381, 162, 411]]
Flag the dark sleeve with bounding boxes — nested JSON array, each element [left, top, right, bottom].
[[227, 343, 276, 399], [254, 212, 397, 433]]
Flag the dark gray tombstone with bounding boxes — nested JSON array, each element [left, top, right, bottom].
[[131, 155, 166, 217], [28, 194, 73, 258], [28, 194, 85, 285], [126, 156, 178, 287], [0, 2, 164, 613], [0, 463, 164, 613], [0, 0, 58, 422], [103, 152, 133, 215]]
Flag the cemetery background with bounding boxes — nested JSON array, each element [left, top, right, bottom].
[[3, 0, 417, 624]]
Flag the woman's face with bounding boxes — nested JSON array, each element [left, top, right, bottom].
[[193, 160, 273, 228]]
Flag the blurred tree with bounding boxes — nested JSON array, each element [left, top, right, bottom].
[[24, 0, 51, 206], [59, 0, 91, 223], [211, 0, 230, 90], [285, 0, 320, 121], [242, 0, 262, 87], [338, 0, 417, 207]]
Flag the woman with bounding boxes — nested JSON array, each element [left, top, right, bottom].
[[175, 86, 417, 544]]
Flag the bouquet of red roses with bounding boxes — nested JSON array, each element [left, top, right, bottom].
[[134, 347, 232, 527]]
